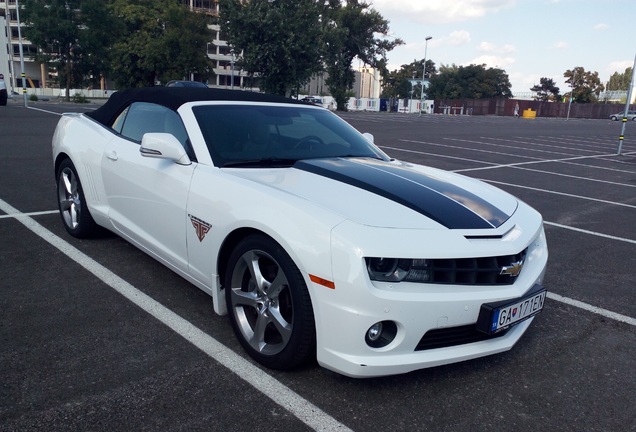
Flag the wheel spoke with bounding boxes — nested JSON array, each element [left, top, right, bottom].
[[230, 286, 260, 309], [266, 270, 287, 300], [243, 251, 270, 295], [267, 305, 292, 344], [69, 203, 78, 228], [250, 308, 271, 352], [62, 170, 76, 196], [62, 171, 72, 195], [59, 197, 73, 212]]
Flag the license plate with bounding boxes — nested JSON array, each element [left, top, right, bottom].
[[476, 284, 546, 334]]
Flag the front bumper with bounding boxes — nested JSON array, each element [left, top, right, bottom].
[[309, 214, 548, 378]]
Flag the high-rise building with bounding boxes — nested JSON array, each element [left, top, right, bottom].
[[180, 0, 249, 89], [1, 0, 40, 91], [0, 0, 248, 91]]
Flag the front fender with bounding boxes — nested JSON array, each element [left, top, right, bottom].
[[185, 166, 346, 314]]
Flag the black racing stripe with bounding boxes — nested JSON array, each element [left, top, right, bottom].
[[294, 158, 512, 229]]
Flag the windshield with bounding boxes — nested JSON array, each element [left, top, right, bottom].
[[192, 104, 389, 167]]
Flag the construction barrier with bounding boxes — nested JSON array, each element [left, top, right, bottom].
[[522, 108, 536, 119]]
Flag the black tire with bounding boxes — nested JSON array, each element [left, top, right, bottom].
[[56, 158, 99, 238], [610, 116, 618, 121], [224, 234, 316, 370]]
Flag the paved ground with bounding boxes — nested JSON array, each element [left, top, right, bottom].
[[1, 100, 635, 431]]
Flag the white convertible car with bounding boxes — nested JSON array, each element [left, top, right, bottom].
[[52, 87, 548, 377]]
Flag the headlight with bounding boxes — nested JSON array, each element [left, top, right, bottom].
[[366, 258, 432, 282]]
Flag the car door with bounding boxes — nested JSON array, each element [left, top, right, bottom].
[[101, 102, 195, 271]]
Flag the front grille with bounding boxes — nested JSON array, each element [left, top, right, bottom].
[[421, 249, 527, 285], [415, 325, 509, 351]]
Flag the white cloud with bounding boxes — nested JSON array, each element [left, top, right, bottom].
[[509, 71, 541, 93], [446, 30, 471, 45], [554, 41, 568, 49], [478, 42, 516, 53], [466, 55, 516, 69], [594, 23, 608, 31], [371, 0, 517, 24], [478, 42, 496, 52], [608, 60, 633, 73]]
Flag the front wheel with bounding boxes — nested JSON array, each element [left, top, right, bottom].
[[225, 235, 315, 370], [56, 159, 99, 238]]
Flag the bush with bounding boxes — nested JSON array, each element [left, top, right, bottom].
[[29, 94, 38, 101], [72, 92, 89, 103]]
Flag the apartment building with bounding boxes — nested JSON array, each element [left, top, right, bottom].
[[0, 0, 247, 91], [1, 0, 40, 92], [179, 0, 249, 89]]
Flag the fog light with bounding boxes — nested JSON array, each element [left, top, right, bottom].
[[367, 322, 383, 342], [365, 320, 398, 348]]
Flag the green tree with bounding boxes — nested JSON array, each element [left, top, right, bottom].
[[380, 72, 412, 99], [607, 67, 633, 91], [381, 59, 437, 99], [563, 66, 604, 103], [221, 0, 324, 96], [427, 64, 512, 100], [323, 0, 403, 110], [530, 77, 561, 102], [22, 0, 116, 100], [109, 0, 213, 88]]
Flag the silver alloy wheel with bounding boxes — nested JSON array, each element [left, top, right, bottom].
[[229, 249, 293, 356], [58, 166, 81, 230]]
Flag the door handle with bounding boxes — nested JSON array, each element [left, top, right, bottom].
[[106, 150, 118, 161]]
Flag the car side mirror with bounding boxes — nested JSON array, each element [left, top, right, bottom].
[[362, 132, 374, 143], [140, 133, 191, 166]]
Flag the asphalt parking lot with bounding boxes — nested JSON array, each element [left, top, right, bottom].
[[1, 99, 635, 431]]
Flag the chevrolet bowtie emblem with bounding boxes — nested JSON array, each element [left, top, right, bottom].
[[500, 260, 524, 277]]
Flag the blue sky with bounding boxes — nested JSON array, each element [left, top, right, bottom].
[[371, 0, 636, 94]]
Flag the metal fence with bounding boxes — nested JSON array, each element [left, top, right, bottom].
[[434, 98, 635, 119]]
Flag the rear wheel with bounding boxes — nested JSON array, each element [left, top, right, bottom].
[[56, 159, 99, 238], [225, 235, 315, 370]]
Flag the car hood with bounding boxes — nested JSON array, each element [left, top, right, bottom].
[[225, 157, 519, 230]]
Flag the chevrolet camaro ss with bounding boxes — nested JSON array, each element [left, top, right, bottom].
[[52, 87, 548, 377]]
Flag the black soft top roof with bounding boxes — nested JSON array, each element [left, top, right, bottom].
[[85, 87, 305, 126]]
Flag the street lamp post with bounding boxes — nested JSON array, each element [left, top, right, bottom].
[[566, 69, 576, 120], [617, 52, 636, 155], [410, 71, 415, 113], [230, 49, 235, 90], [420, 36, 432, 102], [15, 0, 28, 107]]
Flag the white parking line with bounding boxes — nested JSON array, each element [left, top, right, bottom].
[[398, 139, 545, 161], [547, 292, 636, 326], [385, 143, 632, 177], [543, 221, 636, 245], [0, 210, 57, 219], [27, 106, 63, 116], [445, 137, 577, 158], [0, 198, 351, 432], [481, 179, 636, 211], [486, 165, 636, 189]]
